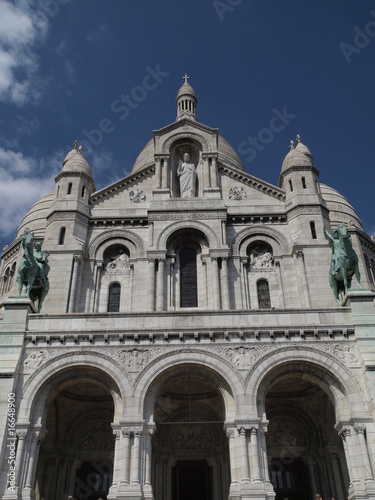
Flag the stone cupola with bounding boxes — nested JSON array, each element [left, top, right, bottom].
[[176, 73, 197, 122]]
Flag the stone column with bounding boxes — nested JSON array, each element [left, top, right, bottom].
[[92, 262, 103, 312], [339, 427, 359, 485], [109, 427, 122, 493], [331, 453, 345, 500], [144, 428, 154, 490], [121, 428, 131, 485], [24, 427, 46, 494], [211, 155, 218, 188], [260, 422, 271, 484], [295, 250, 311, 307], [131, 427, 142, 484], [169, 255, 175, 309], [237, 426, 250, 483], [14, 427, 29, 489], [211, 257, 221, 310], [68, 255, 81, 312], [203, 154, 210, 189], [155, 157, 162, 189], [226, 427, 239, 488], [147, 259, 156, 312], [275, 260, 286, 308], [242, 258, 250, 309], [354, 424, 375, 481], [162, 156, 169, 189], [221, 257, 230, 309], [250, 426, 262, 483], [156, 258, 165, 311], [306, 455, 319, 498]]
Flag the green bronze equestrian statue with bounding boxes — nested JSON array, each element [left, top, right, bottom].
[[324, 222, 361, 304], [16, 230, 50, 312]]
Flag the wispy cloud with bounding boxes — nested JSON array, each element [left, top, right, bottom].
[[0, 147, 62, 241], [0, 0, 49, 105]]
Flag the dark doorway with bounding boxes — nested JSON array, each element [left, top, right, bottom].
[[74, 460, 113, 500], [270, 457, 311, 500], [173, 460, 212, 500]]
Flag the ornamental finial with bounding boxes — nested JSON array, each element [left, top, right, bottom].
[[296, 134, 302, 143], [73, 140, 78, 150], [183, 73, 190, 84], [289, 140, 295, 149]]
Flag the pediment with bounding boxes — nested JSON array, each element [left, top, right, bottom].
[[220, 164, 285, 203]]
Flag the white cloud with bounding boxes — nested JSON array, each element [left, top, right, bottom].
[[0, 0, 49, 105], [0, 147, 62, 242]]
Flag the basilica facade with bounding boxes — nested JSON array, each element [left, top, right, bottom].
[[1, 79, 375, 500]]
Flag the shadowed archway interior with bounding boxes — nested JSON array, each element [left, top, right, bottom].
[[151, 371, 230, 500]]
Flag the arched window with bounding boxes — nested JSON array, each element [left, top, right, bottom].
[[59, 227, 66, 245], [257, 279, 271, 309], [108, 283, 121, 312], [81, 185, 86, 197], [67, 182, 72, 195], [180, 247, 198, 307], [310, 221, 317, 239]]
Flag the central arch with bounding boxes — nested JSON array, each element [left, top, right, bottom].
[[144, 363, 235, 500]]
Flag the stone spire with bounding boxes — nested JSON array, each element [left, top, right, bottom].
[[176, 74, 197, 121]]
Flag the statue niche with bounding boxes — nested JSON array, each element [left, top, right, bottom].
[[171, 144, 200, 197], [177, 152, 196, 198], [248, 242, 274, 271]]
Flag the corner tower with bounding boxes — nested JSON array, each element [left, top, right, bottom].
[[279, 135, 328, 244]]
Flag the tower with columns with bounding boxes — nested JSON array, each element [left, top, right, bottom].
[[1, 77, 375, 500]]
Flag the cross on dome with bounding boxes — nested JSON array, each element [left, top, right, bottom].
[[183, 73, 190, 84]]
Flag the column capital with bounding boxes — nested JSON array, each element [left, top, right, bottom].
[[354, 423, 366, 435], [31, 425, 47, 443], [338, 427, 351, 440], [147, 251, 166, 262]]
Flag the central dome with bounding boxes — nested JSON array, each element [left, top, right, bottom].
[[130, 133, 245, 174]]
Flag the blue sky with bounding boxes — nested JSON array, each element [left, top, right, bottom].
[[1, 0, 375, 254]]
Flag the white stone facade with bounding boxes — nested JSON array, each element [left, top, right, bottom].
[[1, 81, 375, 500]]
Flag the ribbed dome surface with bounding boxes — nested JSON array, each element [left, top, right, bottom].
[[16, 191, 55, 239], [176, 82, 196, 100], [281, 147, 313, 173], [321, 183, 363, 230], [131, 134, 245, 174], [62, 147, 93, 178]]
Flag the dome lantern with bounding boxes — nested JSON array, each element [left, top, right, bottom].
[[176, 73, 197, 122]]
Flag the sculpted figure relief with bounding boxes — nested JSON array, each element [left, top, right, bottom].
[[324, 223, 361, 303], [250, 246, 273, 269], [177, 153, 196, 197]]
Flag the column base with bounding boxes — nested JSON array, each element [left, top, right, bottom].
[[229, 482, 275, 500], [348, 480, 375, 500]]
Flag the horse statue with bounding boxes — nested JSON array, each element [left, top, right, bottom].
[[16, 230, 50, 312], [324, 223, 361, 304]]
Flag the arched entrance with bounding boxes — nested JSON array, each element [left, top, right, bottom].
[[150, 366, 231, 500], [264, 366, 349, 500], [35, 375, 116, 500]]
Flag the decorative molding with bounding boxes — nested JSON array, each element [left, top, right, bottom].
[[230, 225, 290, 257], [88, 229, 146, 259], [150, 199, 225, 210], [149, 211, 226, 221]]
